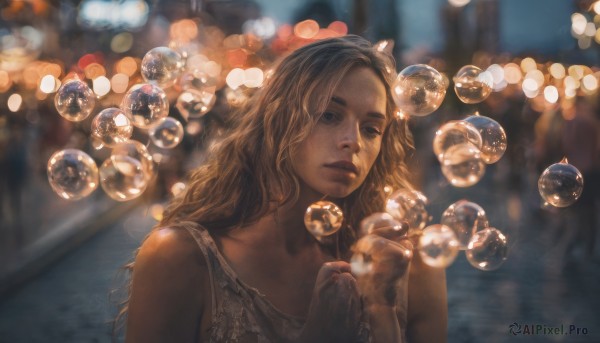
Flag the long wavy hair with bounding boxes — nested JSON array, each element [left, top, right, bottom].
[[113, 35, 414, 338]]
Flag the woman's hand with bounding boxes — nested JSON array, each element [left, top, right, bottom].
[[295, 261, 363, 343], [353, 229, 413, 307]]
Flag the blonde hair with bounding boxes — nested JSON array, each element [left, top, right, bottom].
[[113, 35, 413, 337]]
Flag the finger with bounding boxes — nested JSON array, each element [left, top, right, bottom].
[[371, 220, 409, 239]]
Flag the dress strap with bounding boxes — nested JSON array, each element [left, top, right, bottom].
[[182, 224, 218, 319]]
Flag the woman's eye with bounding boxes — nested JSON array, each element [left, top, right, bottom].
[[320, 111, 338, 123], [364, 126, 383, 136]]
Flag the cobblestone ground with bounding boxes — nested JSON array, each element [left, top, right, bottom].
[[0, 170, 599, 342]]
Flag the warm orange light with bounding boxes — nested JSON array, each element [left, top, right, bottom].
[[7, 93, 22, 112], [520, 57, 537, 73], [549, 63, 566, 79], [503, 63, 522, 84], [111, 73, 129, 93], [170, 19, 198, 43], [0, 70, 12, 93], [328, 21, 348, 36], [226, 48, 248, 68], [115, 57, 138, 77], [84, 62, 106, 80], [294, 20, 319, 39]]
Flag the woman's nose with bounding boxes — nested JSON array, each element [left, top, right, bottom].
[[337, 123, 361, 152]]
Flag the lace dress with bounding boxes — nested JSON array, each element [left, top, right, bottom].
[[183, 222, 406, 342]]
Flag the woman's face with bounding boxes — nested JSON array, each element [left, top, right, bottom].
[[292, 66, 387, 201]]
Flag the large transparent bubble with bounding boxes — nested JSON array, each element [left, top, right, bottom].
[[359, 212, 406, 239], [466, 227, 508, 271], [90, 107, 133, 147], [99, 155, 148, 201], [47, 149, 99, 200], [175, 88, 216, 120], [392, 64, 447, 117], [121, 83, 169, 129], [141, 47, 184, 89], [304, 200, 344, 239], [441, 143, 486, 187], [453, 65, 493, 104], [149, 117, 184, 149], [385, 189, 429, 232], [538, 157, 584, 207], [440, 200, 489, 249], [111, 140, 155, 181], [433, 120, 482, 162], [418, 224, 460, 268], [463, 114, 507, 164], [54, 79, 96, 122]]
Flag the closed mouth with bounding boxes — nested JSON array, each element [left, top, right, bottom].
[[324, 161, 359, 174]]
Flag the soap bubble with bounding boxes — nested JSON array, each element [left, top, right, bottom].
[[111, 140, 155, 181], [175, 88, 216, 120], [359, 212, 406, 239], [99, 155, 148, 201], [453, 65, 493, 104], [141, 47, 184, 89], [91, 107, 133, 147], [385, 189, 429, 232], [441, 200, 489, 249], [418, 224, 460, 268], [121, 83, 169, 129], [350, 234, 412, 276], [441, 143, 486, 187], [466, 227, 508, 271], [304, 200, 344, 239], [463, 114, 507, 164], [54, 79, 96, 122], [179, 70, 218, 91], [433, 120, 482, 162], [149, 117, 184, 149], [47, 149, 99, 200], [538, 158, 584, 207], [392, 64, 447, 116]]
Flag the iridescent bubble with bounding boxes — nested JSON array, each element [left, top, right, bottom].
[[359, 212, 405, 239], [304, 200, 344, 239], [141, 47, 184, 89], [111, 140, 155, 181], [99, 155, 148, 201], [392, 64, 447, 116], [54, 79, 96, 122], [433, 120, 482, 162], [121, 83, 169, 129], [418, 224, 460, 268], [463, 114, 507, 164], [175, 88, 216, 120], [440, 200, 489, 249], [149, 117, 184, 149], [385, 189, 429, 232], [350, 234, 412, 276], [47, 149, 99, 200], [441, 143, 486, 187], [466, 227, 508, 271], [91, 107, 133, 147], [453, 65, 493, 104], [179, 70, 218, 90], [538, 158, 584, 207]]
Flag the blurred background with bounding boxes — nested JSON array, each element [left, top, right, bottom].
[[0, 0, 599, 342]]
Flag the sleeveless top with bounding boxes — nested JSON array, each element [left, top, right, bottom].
[[183, 223, 407, 342]]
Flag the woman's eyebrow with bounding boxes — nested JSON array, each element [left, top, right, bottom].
[[331, 96, 386, 120]]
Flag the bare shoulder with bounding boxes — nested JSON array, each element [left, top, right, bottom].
[[126, 226, 210, 343], [406, 252, 448, 343]]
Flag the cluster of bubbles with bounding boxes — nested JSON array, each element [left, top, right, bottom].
[[304, 191, 508, 272], [47, 46, 218, 202], [393, 63, 584, 208]]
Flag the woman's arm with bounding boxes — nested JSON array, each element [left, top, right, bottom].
[[405, 251, 448, 343], [126, 227, 209, 343]]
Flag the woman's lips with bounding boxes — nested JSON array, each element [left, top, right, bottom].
[[324, 161, 359, 174]]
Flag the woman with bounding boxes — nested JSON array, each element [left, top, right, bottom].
[[123, 35, 447, 342]]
